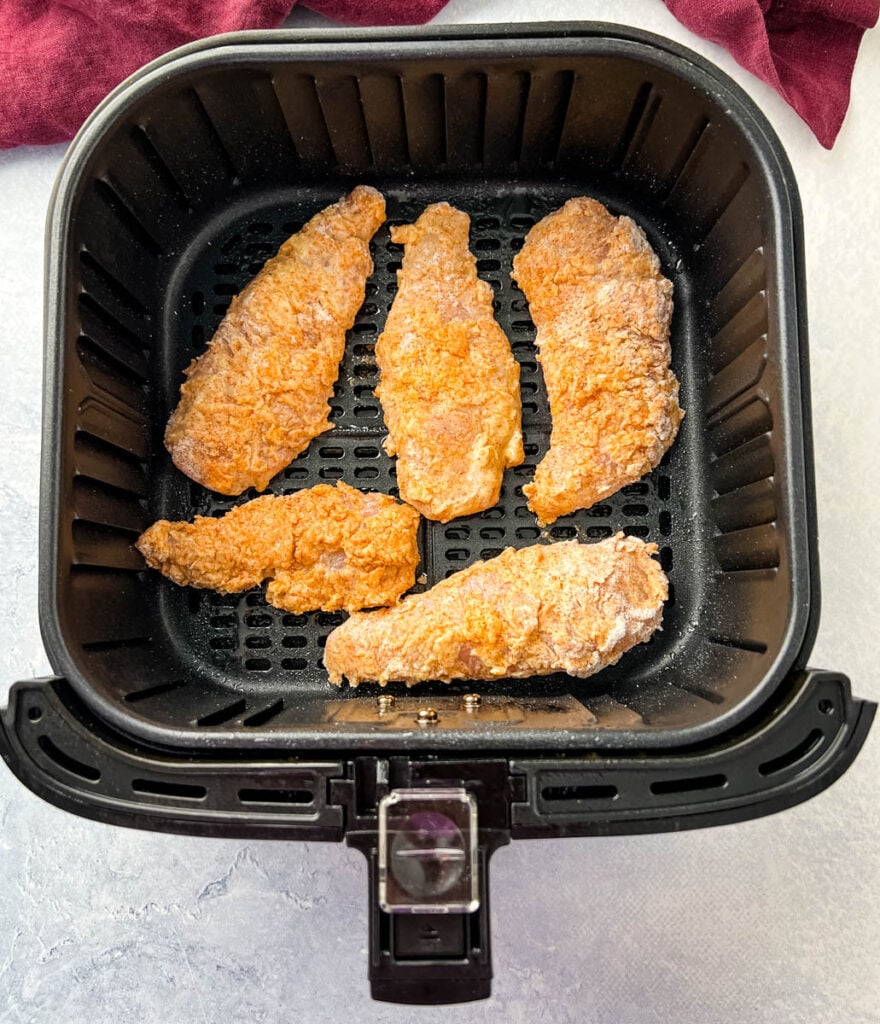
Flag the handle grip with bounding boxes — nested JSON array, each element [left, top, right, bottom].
[[350, 833, 506, 1004]]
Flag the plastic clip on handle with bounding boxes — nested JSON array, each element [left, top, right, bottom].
[[361, 836, 502, 1004], [346, 785, 505, 1004]]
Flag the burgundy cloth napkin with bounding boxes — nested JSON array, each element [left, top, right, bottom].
[[664, 0, 879, 148], [0, 0, 876, 150], [0, 0, 448, 149]]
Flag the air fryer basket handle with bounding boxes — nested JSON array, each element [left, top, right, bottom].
[[348, 833, 507, 1005], [1, 670, 875, 1008]]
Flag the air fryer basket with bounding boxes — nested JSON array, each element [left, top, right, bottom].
[[1, 24, 874, 1005], [38, 26, 818, 750]]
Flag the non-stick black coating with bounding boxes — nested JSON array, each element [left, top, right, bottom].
[[39, 27, 816, 750]]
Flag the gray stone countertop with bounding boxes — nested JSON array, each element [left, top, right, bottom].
[[1, 2, 878, 1021]]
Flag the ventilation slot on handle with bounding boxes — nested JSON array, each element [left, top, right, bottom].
[[542, 784, 618, 802], [131, 778, 206, 800], [650, 773, 727, 795], [37, 736, 101, 782], [758, 730, 824, 777], [238, 788, 313, 806]]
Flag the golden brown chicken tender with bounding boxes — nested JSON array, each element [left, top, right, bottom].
[[324, 534, 666, 686], [512, 198, 683, 525], [165, 186, 387, 496], [136, 482, 420, 614], [375, 203, 523, 522]]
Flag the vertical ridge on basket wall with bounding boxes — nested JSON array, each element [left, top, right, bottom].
[[74, 342, 148, 428], [518, 69, 574, 170], [95, 129, 191, 252], [79, 251, 152, 334], [71, 477, 146, 536], [483, 71, 529, 169], [444, 71, 487, 168], [272, 72, 335, 168], [195, 72, 298, 184], [401, 73, 446, 169], [664, 122, 752, 241], [91, 179, 164, 257], [73, 432, 145, 498], [616, 83, 661, 171], [314, 75, 373, 174], [708, 397, 773, 460], [75, 183, 158, 301], [628, 102, 710, 194], [710, 284, 768, 375], [138, 88, 239, 203], [710, 249, 766, 338], [357, 74, 408, 172], [127, 125, 194, 213], [554, 64, 645, 171], [78, 292, 151, 364]]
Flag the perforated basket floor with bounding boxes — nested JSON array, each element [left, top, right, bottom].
[[152, 184, 685, 713]]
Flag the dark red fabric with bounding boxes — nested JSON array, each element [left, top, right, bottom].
[[664, 0, 879, 147], [0, 0, 447, 149], [303, 0, 449, 25], [1, 1, 876, 150]]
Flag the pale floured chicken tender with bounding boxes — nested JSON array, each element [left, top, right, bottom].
[[136, 482, 420, 614], [375, 202, 523, 522], [165, 186, 386, 496], [323, 534, 666, 686], [512, 197, 683, 525]]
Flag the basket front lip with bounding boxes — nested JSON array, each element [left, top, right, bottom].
[[39, 23, 818, 753]]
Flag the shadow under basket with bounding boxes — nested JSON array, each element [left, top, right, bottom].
[[2, 23, 873, 1005]]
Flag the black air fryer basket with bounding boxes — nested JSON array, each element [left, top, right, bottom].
[[1, 23, 874, 1004]]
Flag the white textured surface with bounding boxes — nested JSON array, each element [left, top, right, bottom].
[[1, 2, 879, 1020]]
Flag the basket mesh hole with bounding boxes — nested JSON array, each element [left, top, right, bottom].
[[245, 658, 272, 672], [516, 527, 540, 540], [624, 524, 650, 538], [550, 526, 576, 539], [480, 527, 505, 540]]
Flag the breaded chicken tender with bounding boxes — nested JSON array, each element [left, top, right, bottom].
[[512, 198, 683, 525], [324, 534, 666, 686], [165, 186, 387, 495], [375, 203, 523, 522], [136, 482, 420, 614]]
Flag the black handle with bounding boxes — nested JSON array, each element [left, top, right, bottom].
[[2, 669, 876, 1006], [2, 672, 875, 846], [0, 676, 347, 840], [349, 832, 507, 1005]]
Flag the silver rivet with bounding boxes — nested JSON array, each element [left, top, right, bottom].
[[461, 693, 482, 710], [416, 707, 439, 725], [376, 694, 396, 712]]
